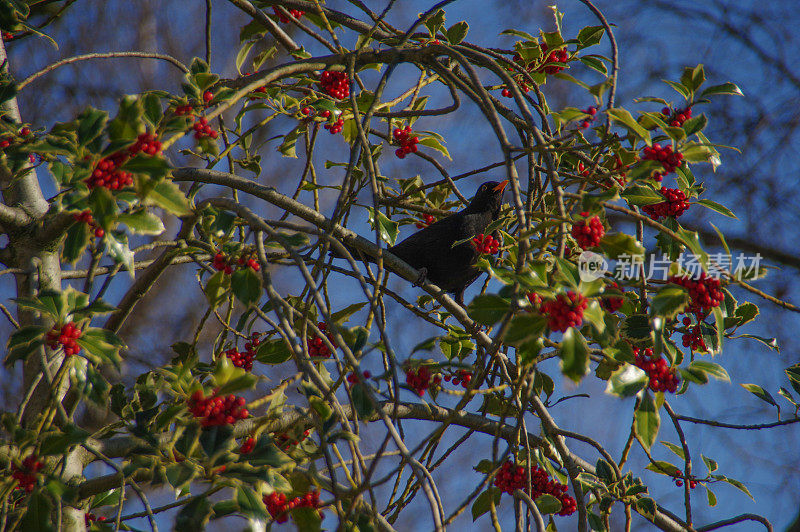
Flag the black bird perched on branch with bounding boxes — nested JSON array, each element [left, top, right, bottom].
[[337, 180, 508, 305]]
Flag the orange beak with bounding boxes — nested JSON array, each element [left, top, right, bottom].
[[493, 180, 509, 193]]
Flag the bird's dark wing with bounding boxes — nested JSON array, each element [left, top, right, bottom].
[[389, 214, 467, 257], [388, 213, 479, 291]]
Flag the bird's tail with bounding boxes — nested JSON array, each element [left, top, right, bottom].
[[328, 240, 378, 264]]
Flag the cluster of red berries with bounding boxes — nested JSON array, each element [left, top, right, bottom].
[[538, 43, 570, 74], [472, 233, 500, 254], [129, 132, 163, 156], [192, 117, 219, 140], [576, 161, 591, 177], [175, 104, 194, 116], [571, 213, 604, 248], [443, 369, 472, 388], [12, 456, 43, 493], [1, 32, 14, 41], [599, 154, 631, 188], [346, 370, 371, 388], [601, 281, 625, 313], [85, 132, 161, 190], [188, 390, 249, 427], [272, 6, 304, 23], [220, 332, 261, 371], [308, 322, 335, 358], [642, 187, 690, 220], [239, 436, 255, 454], [641, 143, 684, 182], [73, 209, 105, 238], [541, 292, 588, 332], [673, 477, 698, 489], [324, 117, 344, 134], [494, 461, 577, 516], [501, 54, 535, 97], [668, 273, 724, 316], [314, 110, 343, 134], [85, 152, 133, 190], [501, 44, 570, 97], [46, 322, 82, 356], [393, 126, 419, 158], [661, 106, 693, 128], [237, 254, 261, 271], [579, 106, 598, 129], [633, 347, 680, 393], [680, 316, 707, 351], [211, 251, 260, 275], [212, 251, 234, 274], [415, 213, 436, 229], [319, 70, 349, 100], [276, 429, 311, 451], [264, 490, 321, 524], [405, 365, 441, 396], [0, 126, 31, 150], [85, 514, 108, 526]]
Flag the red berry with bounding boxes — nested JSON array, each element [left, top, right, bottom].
[[541, 291, 587, 332], [493, 461, 575, 516], [203, 91, 213, 103], [570, 214, 604, 248], [601, 281, 625, 313], [319, 71, 349, 99], [642, 187, 690, 220]]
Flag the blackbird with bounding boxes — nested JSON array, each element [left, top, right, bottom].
[[338, 180, 508, 305]]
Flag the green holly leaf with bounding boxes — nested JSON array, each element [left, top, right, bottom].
[[446, 21, 468, 44], [560, 328, 589, 383], [116, 210, 165, 235], [367, 207, 399, 246], [740, 383, 778, 408], [76, 108, 109, 146], [204, 270, 230, 309], [650, 286, 688, 319], [175, 496, 212, 530], [699, 82, 744, 98], [503, 314, 546, 346], [607, 107, 651, 144], [231, 267, 262, 307], [605, 364, 648, 397], [634, 392, 660, 450], [146, 180, 192, 216], [471, 487, 501, 521]]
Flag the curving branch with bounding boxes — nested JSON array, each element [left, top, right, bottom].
[[18, 52, 189, 90]]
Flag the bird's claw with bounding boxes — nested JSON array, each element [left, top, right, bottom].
[[413, 267, 428, 287]]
